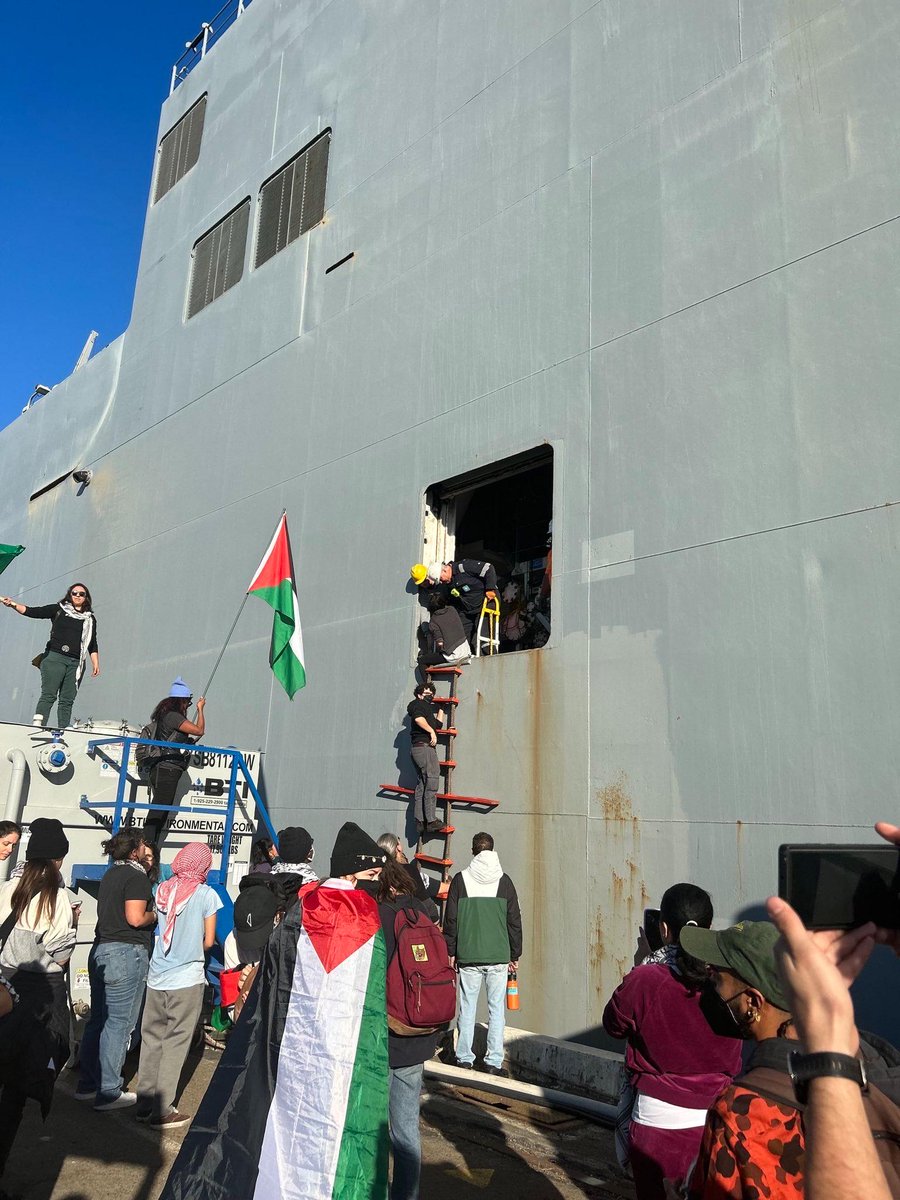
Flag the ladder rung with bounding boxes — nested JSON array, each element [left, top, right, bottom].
[[380, 784, 499, 808], [415, 853, 453, 867], [435, 728, 458, 737], [425, 666, 464, 676], [432, 696, 458, 705], [439, 760, 457, 769]]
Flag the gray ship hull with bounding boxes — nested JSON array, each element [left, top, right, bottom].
[[1, 0, 898, 1042]]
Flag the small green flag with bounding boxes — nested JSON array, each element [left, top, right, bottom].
[[0, 544, 24, 578]]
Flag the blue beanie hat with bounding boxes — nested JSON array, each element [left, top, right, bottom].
[[169, 676, 192, 698]]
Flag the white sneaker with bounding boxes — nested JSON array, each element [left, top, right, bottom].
[[95, 1091, 137, 1111], [31, 715, 45, 727]]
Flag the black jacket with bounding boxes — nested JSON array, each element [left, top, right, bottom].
[[448, 560, 498, 615]]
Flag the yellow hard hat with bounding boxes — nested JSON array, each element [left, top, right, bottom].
[[410, 563, 428, 586]]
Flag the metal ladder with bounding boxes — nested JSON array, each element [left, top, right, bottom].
[[379, 666, 499, 889]]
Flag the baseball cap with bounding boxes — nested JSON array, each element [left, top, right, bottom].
[[233, 887, 279, 951], [679, 920, 789, 1011]]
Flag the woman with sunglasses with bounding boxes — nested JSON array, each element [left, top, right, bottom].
[[0, 583, 99, 728]]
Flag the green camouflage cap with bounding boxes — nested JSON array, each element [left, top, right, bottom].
[[679, 920, 789, 1012]]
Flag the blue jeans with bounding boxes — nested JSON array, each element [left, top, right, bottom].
[[389, 1063, 424, 1200], [78, 942, 149, 1104], [456, 964, 507, 1069]]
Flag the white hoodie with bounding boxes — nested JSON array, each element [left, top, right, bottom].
[[461, 850, 504, 896]]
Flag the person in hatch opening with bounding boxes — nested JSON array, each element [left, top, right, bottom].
[[1, 583, 99, 728], [406, 680, 446, 840], [443, 832, 522, 1077], [423, 560, 498, 650]]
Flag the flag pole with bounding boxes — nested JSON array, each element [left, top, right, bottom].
[[201, 591, 250, 697], [201, 511, 286, 698]]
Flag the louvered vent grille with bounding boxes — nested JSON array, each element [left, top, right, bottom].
[[155, 95, 207, 203], [187, 200, 250, 318], [255, 132, 330, 269]]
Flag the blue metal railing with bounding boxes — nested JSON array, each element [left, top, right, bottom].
[[83, 737, 275, 883], [170, 0, 254, 94]]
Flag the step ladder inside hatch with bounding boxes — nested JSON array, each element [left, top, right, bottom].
[[474, 594, 500, 657]]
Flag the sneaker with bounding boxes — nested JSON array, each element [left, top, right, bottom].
[[425, 820, 444, 836], [415, 820, 425, 836], [481, 1064, 509, 1078], [94, 1091, 137, 1111], [31, 715, 45, 727], [453, 1058, 475, 1070], [134, 1108, 152, 1123], [73, 1088, 97, 1102], [150, 1109, 191, 1129]]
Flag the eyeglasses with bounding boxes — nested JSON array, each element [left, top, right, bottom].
[[70, 590, 86, 597]]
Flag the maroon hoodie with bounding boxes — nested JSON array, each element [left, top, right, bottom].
[[603, 963, 742, 1109]]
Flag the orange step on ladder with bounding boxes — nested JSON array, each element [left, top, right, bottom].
[[379, 663, 499, 888]]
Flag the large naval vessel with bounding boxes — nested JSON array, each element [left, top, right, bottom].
[[0, 0, 898, 1046]]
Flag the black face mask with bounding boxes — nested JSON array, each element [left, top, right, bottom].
[[356, 879, 380, 899]]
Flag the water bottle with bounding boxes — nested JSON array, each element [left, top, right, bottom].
[[506, 970, 519, 1011]]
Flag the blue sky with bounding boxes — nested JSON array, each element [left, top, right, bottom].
[[0, 3, 217, 429]]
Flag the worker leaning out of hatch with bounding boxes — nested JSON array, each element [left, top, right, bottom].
[[412, 559, 498, 651]]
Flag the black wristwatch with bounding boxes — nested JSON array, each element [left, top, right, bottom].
[[788, 1050, 868, 1104]]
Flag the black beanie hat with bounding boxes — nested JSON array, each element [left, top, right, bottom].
[[277, 826, 313, 863], [26, 818, 69, 861], [330, 822, 387, 877]]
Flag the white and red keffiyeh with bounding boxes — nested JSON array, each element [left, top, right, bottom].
[[156, 843, 212, 953]]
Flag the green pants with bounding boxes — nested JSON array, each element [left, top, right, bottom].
[[36, 650, 80, 727]]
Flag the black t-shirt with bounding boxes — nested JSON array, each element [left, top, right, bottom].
[[407, 699, 441, 746], [153, 708, 192, 770], [95, 863, 153, 950]]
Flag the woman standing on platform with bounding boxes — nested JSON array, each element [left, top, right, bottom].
[[0, 583, 99, 728]]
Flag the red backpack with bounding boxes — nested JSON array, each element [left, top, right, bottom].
[[386, 905, 457, 1035]]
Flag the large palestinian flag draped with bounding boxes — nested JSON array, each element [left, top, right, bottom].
[[247, 513, 306, 698], [160, 884, 389, 1200]]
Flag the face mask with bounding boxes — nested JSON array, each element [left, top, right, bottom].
[[356, 879, 380, 898]]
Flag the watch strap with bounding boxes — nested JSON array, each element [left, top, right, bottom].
[[788, 1050, 868, 1104]]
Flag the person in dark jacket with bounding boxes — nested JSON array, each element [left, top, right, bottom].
[[377, 857, 443, 1200], [423, 560, 498, 649], [142, 678, 206, 847], [1, 582, 99, 728], [443, 832, 521, 1077], [417, 592, 471, 667]]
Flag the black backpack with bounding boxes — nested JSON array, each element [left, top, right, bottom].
[[135, 716, 161, 772]]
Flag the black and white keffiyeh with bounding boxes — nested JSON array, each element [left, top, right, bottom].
[[59, 602, 96, 685]]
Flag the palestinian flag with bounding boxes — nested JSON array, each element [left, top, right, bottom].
[[0, 544, 24, 577], [247, 514, 306, 698], [160, 883, 389, 1200]]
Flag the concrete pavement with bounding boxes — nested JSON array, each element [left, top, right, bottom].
[[3, 1046, 635, 1200]]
